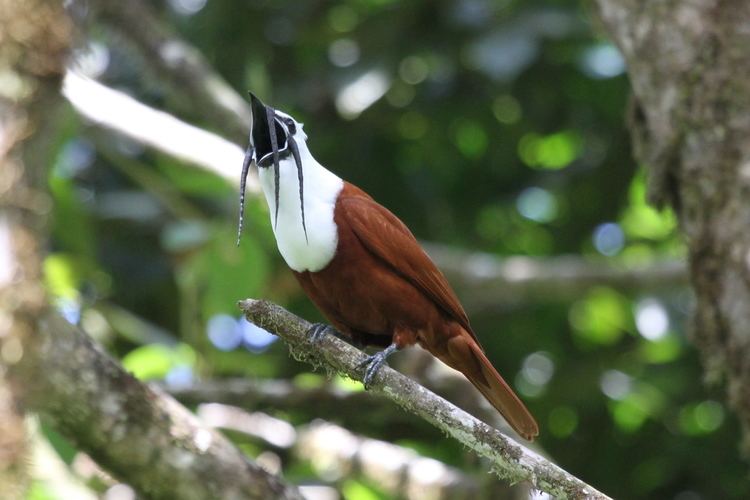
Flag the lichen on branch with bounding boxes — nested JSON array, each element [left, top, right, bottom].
[[239, 298, 611, 500]]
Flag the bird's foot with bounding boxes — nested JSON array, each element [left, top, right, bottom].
[[356, 344, 398, 389], [307, 323, 332, 343]]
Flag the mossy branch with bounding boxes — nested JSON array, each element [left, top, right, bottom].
[[239, 298, 611, 500]]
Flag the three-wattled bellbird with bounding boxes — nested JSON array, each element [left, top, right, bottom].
[[237, 93, 538, 440]]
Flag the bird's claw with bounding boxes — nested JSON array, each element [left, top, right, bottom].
[[357, 353, 386, 389], [307, 323, 331, 343], [356, 344, 398, 389]]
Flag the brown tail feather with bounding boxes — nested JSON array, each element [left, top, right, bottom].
[[439, 331, 539, 441]]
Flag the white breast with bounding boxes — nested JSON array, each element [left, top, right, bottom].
[[258, 144, 343, 273]]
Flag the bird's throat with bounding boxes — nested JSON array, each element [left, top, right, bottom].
[[258, 146, 343, 273]]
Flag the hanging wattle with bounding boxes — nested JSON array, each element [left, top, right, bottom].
[[236, 143, 254, 246], [236, 100, 308, 246], [288, 134, 308, 243]]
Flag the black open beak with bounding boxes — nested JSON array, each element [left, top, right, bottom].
[[237, 93, 308, 246], [249, 93, 289, 167]]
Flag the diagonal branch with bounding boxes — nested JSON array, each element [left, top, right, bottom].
[[62, 71, 257, 193], [239, 298, 611, 500]]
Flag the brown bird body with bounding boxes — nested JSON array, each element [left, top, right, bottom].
[[243, 94, 539, 440], [294, 183, 539, 440]]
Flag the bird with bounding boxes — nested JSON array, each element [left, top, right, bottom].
[[237, 93, 539, 440]]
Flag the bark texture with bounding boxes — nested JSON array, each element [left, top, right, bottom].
[[240, 299, 611, 499], [28, 312, 303, 500], [594, 0, 750, 449]]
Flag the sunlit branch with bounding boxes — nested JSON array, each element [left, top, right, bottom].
[[89, 0, 250, 142], [240, 298, 612, 500], [62, 71, 258, 194]]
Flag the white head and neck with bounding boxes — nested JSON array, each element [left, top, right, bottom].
[[237, 94, 343, 273]]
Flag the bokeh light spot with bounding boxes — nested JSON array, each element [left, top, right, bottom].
[[570, 287, 629, 345], [335, 70, 390, 119], [207, 314, 242, 351], [165, 365, 194, 389], [549, 406, 578, 438], [679, 400, 724, 435], [580, 44, 625, 79], [399, 56, 430, 84], [593, 222, 624, 256], [518, 130, 582, 170], [241, 317, 277, 352], [600, 370, 632, 400], [493, 95, 522, 124], [328, 38, 360, 68], [73, 41, 110, 78], [516, 187, 558, 223], [168, 0, 207, 16], [453, 120, 488, 159], [521, 351, 555, 386], [328, 5, 358, 32], [635, 298, 669, 341]]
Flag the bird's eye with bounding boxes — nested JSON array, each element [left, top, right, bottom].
[[283, 118, 296, 134]]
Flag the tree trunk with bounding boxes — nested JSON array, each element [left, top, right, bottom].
[[594, 0, 750, 451], [0, 0, 71, 496]]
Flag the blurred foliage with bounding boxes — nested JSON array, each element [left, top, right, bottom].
[[38, 0, 748, 498]]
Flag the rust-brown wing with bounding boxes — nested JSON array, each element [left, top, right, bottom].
[[339, 186, 478, 343]]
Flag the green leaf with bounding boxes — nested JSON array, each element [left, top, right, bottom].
[[639, 335, 682, 364], [43, 254, 83, 300], [122, 343, 195, 380], [518, 130, 582, 170], [48, 175, 96, 260], [548, 406, 579, 438], [453, 120, 488, 159], [190, 224, 271, 318], [341, 479, 387, 500], [679, 401, 725, 436], [569, 287, 630, 345]]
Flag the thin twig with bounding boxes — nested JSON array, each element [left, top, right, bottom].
[[239, 298, 612, 500]]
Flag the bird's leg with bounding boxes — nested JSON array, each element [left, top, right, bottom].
[[306, 323, 366, 349], [357, 343, 398, 389]]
